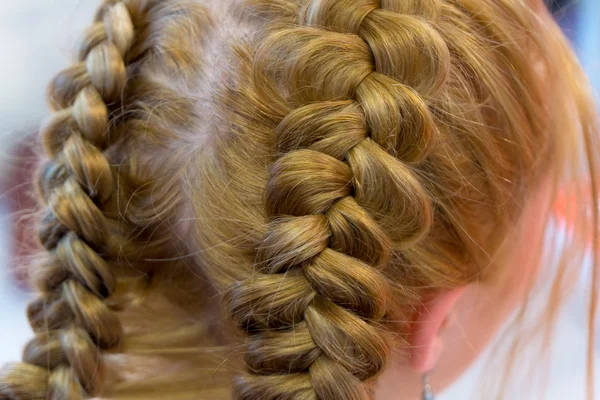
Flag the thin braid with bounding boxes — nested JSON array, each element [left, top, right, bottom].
[[0, 2, 138, 399], [226, 1, 448, 399]]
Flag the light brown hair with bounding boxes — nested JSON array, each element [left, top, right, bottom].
[[0, 0, 597, 399]]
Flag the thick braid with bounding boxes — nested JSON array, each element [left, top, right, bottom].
[[226, 1, 449, 399], [0, 2, 138, 399]]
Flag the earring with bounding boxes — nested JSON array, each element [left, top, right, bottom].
[[422, 373, 435, 400]]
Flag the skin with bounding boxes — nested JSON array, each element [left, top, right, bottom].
[[376, 178, 553, 400], [375, 2, 558, 398]]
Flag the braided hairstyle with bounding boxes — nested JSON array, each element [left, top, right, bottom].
[[204, 0, 563, 399], [0, 1, 211, 399], [224, 1, 449, 398], [2, 0, 596, 399], [0, 4, 135, 399]]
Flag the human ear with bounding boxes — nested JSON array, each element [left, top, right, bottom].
[[408, 288, 466, 373]]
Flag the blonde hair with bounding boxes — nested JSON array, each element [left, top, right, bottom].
[[0, 0, 597, 399]]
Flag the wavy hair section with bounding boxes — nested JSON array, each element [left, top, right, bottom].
[[1, 0, 598, 399], [194, 0, 597, 399], [0, 1, 212, 399]]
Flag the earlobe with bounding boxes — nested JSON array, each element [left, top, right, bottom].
[[408, 288, 466, 373]]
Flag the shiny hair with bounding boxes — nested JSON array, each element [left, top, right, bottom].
[[0, 0, 597, 399]]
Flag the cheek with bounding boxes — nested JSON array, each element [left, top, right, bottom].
[[527, 0, 546, 14], [499, 182, 553, 305], [528, 0, 549, 15], [430, 184, 553, 392]]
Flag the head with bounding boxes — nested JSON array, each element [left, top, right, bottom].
[[0, 0, 597, 400]]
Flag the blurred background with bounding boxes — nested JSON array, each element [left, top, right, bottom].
[[0, 1, 598, 399]]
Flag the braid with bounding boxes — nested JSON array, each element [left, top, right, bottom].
[[226, 1, 449, 399], [0, 0, 570, 398], [0, 2, 138, 399]]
